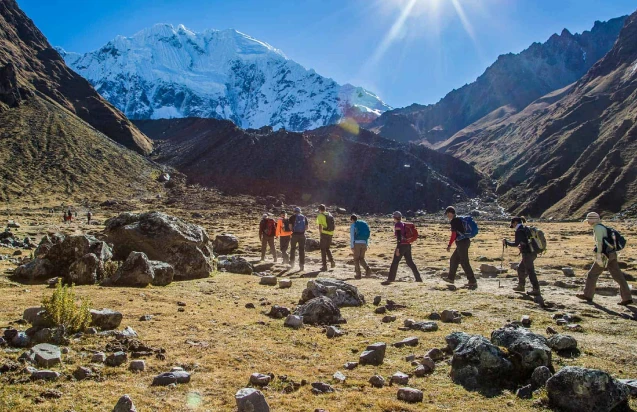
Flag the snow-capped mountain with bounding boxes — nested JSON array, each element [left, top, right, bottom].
[[57, 24, 391, 131]]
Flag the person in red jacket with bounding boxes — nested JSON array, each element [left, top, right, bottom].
[[381, 211, 422, 285], [259, 213, 277, 262]]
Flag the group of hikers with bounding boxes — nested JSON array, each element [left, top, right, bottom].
[[60, 209, 92, 224], [258, 206, 634, 306]]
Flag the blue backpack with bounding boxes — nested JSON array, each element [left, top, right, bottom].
[[292, 214, 307, 233], [458, 216, 479, 240], [354, 220, 371, 241]]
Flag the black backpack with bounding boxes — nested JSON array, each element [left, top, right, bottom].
[[325, 214, 335, 232], [602, 225, 627, 252]]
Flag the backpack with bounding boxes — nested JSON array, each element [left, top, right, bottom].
[[457, 216, 479, 240], [402, 222, 419, 244], [354, 220, 370, 241], [292, 215, 307, 233], [325, 214, 335, 232], [602, 225, 626, 253], [281, 218, 291, 233], [263, 218, 276, 237], [525, 226, 547, 254]]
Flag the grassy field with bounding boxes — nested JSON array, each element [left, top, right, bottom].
[[1, 195, 636, 411]]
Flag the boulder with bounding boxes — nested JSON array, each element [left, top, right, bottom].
[[293, 296, 343, 325], [446, 332, 513, 391], [359, 342, 386, 366], [548, 334, 578, 352], [112, 394, 137, 412], [249, 373, 272, 386], [300, 278, 365, 307], [369, 375, 385, 388], [531, 366, 553, 389], [106, 252, 154, 287], [490, 326, 552, 378], [284, 315, 303, 329], [73, 366, 92, 381], [546, 367, 630, 412], [105, 351, 128, 367], [397, 387, 423, 403], [104, 212, 213, 280], [68, 253, 103, 285], [129, 360, 145, 372], [213, 234, 239, 254], [90, 309, 123, 330], [259, 276, 278, 286], [26, 344, 61, 368], [235, 388, 270, 412], [218, 256, 253, 275], [278, 279, 292, 289], [13, 258, 54, 281], [390, 372, 409, 385]]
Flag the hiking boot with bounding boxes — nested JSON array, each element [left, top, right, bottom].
[[299, 266, 304, 271], [575, 294, 593, 302], [320, 266, 328, 272], [441, 277, 454, 284], [527, 289, 541, 296], [380, 281, 393, 286], [512, 284, 525, 292], [414, 279, 423, 283], [330, 261, 336, 269], [618, 299, 634, 306], [465, 282, 478, 290], [354, 274, 362, 280], [365, 267, 372, 277]]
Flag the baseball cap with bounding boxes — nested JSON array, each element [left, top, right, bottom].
[[392, 211, 402, 219]]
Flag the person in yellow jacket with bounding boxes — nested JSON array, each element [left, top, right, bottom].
[[317, 204, 336, 271], [276, 210, 293, 265]]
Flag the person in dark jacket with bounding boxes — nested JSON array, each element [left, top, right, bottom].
[[259, 213, 277, 262], [503, 217, 540, 295], [288, 207, 309, 271], [442, 206, 477, 289], [382, 211, 422, 285]]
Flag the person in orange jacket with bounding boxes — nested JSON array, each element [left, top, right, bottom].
[[276, 210, 293, 265]]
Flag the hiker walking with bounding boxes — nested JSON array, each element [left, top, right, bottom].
[[503, 217, 540, 296], [66, 209, 73, 224], [289, 207, 309, 271], [382, 211, 422, 285], [317, 204, 336, 271], [259, 213, 277, 262], [442, 206, 478, 289], [576, 212, 633, 306], [276, 210, 292, 265], [87, 211, 92, 225], [350, 214, 371, 279]]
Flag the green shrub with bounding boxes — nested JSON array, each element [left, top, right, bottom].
[[41, 279, 92, 333]]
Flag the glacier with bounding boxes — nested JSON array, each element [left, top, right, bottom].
[[57, 24, 391, 131]]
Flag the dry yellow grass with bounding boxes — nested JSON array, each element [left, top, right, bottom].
[[1, 198, 636, 411]]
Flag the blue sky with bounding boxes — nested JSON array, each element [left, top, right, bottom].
[[17, 0, 636, 108]]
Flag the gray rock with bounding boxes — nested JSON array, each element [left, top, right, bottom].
[[283, 315, 303, 329], [259, 276, 278, 286], [390, 372, 409, 385], [31, 369, 60, 381], [300, 278, 365, 307], [516, 384, 533, 399], [218, 256, 253, 275], [278, 279, 292, 289], [152, 370, 191, 386], [105, 212, 214, 280], [393, 337, 419, 348], [415, 357, 436, 376], [397, 387, 423, 403], [325, 326, 344, 338], [548, 334, 578, 352], [428, 312, 441, 321], [68, 253, 103, 285], [13, 258, 54, 281], [90, 309, 123, 330], [521, 315, 532, 327], [129, 360, 145, 372], [441, 309, 461, 323], [106, 351, 128, 367], [531, 366, 553, 389], [107, 251, 154, 287], [249, 373, 272, 386], [73, 366, 92, 381], [305, 238, 320, 252], [30, 343, 61, 368], [139, 315, 153, 322], [118, 326, 137, 338], [426, 348, 444, 361], [213, 234, 239, 254], [235, 388, 270, 412], [561, 267, 575, 277], [311, 382, 334, 394], [480, 264, 506, 275], [11, 331, 30, 347], [490, 326, 552, 378], [91, 352, 106, 363], [382, 315, 396, 323], [333, 371, 346, 383], [618, 379, 637, 397], [369, 375, 385, 388], [23, 307, 51, 327], [266, 305, 290, 319], [373, 295, 382, 306], [409, 321, 439, 332], [150, 261, 175, 286], [446, 332, 513, 391], [546, 367, 630, 412], [344, 362, 358, 370], [293, 296, 343, 325], [112, 394, 137, 412], [359, 342, 386, 366]]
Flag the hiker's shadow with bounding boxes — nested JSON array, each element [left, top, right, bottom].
[[591, 302, 636, 320]]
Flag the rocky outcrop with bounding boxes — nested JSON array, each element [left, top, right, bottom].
[[293, 296, 343, 325], [490, 326, 552, 378], [104, 212, 214, 280], [103, 252, 174, 287], [300, 279, 364, 307]]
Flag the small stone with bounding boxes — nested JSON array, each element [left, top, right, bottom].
[[266, 305, 290, 319], [245, 303, 255, 309], [546, 326, 558, 335], [397, 387, 423, 403], [561, 267, 575, 277], [374, 306, 387, 314], [373, 296, 382, 306], [421, 356, 436, 372], [31, 369, 60, 381], [40, 389, 63, 399], [235, 388, 270, 412], [250, 373, 272, 386], [260, 276, 278, 286], [30, 343, 61, 368], [428, 312, 441, 321], [565, 324, 583, 332], [119, 326, 137, 338], [393, 337, 419, 348], [521, 315, 532, 327], [112, 394, 137, 412], [460, 311, 473, 317], [11, 331, 30, 347], [516, 384, 533, 399], [531, 366, 553, 389], [326, 326, 344, 338], [61, 347, 69, 354], [425, 348, 444, 361], [90, 309, 123, 331], [177, 301, 187, 307], [405, 354, 416, 362], [441, 309, 461, 323], [344, 362, 358, 370], [86, 327, 98, 334], [311, 382, 334, 394], [369, 375, 385, 388], [73, 366, 92, 381], [106, 351, 128, 367], [556, 319, 568, 326], [278, 279, 292, 289], [92, 352, 106, 363], [548, 334, 578, 351], [390, 372, 409, 385], [333, 371, 346, 383], [129, 360, 146, 372], [139, 315, 153, 321], [359, 342, 386, 366], [382, 315, 397, 323], [403, 319, 415, 327], [284, 315, 303, 329], [152, 371, 191, 386]]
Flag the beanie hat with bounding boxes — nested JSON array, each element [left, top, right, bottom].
[[584, 212, 601, 222], [392, 211, 402, 219]]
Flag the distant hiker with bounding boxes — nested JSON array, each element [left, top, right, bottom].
[[259, 213, 277, 262], [276, 210, 292, 265], [317, 204, 336, 271], [382, 211, 422, 285], [442, 206, 478, 289], [503, 217, 540, 296], [66, 209, 73, 224], [87, 211, 92, 225], [350, 215, 372, 279], [74, 211, 78, 218], [576, 212, 633, 306], [288, 207, 309, 271]]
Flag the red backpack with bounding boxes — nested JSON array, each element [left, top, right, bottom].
[[403, 222, 419, 244], [263, 218, 276, 237]]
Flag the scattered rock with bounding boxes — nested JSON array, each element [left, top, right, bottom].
[[441, 310, 461, 323], [152, 370, 191, 386], [91, 352, 106, 363], [218, 256, 253, 275], [369, 375, 385, 388], [390, 372, 409, 385], [129, 360, 145, 372], [259, 276, 278, 286], [407, 321, 439, 332], [139, 315, 153, 321], [561, 267, 575, 277], [516, 384, 533, 399], [31, 369, 60, 381], [73, 366, 92, 381], [521, 315, 531, 327], [300, 278, 365, 307], [359, 342, 386, 366], [112, 394, 137, 412], [374, 306, 386, 314], [382, 315, 396, 323], [565, 324, 584, 332], [293, 296, 343, 325], [426, 348, 444, 361], [546, 367, 630, 412], [333, 371, 346, 383], [278, 279, 292, 289], [250, 373, 272, 386], [235, 388, 270, 412], [393, 337, 419, 348], [344, 362, 358, 370], [373, 296, 382, 306], [90, 309, 123, 330], [106, 351, 128, 367], [28, 343, 61, 368], [397, 387, 423, 403], [326, 326, 344, 338], [531, 366, 553, 389], [480, 264, 506, 275], [548, 334, 578, 352], [214, 234, 239, 254], [284, 315, 303, 329], [266, 305, 290, 319], [311, 382, 334, 394], [490, 326, 552, 378]]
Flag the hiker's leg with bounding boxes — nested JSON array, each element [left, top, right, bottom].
[[326, 235, 334, 264], [289, 236, 297, 266], [607, 253, 632, 302], [525, 253, 540, 290], [517, 257, 527, 287], [280, 236, 290, 264], [458, 240, 476, 283], [582, 262, 604, 299], [320, 234, 328, 267], [260, 237, 267, 260], [449, 248, 460, 281], [402, 244, 422, 281], [387, 249, 402, 282], [298, 235, 306, 268], [268, 236, 277, 261], [359, 245, 370, 271], [353, 244, 362, 276]]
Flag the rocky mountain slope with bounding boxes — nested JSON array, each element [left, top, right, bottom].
[[0, 0, 161, 202], [137, 118, 484, 213], [440, 10, 637, 218], [369, 16, 626, 146], [0, 0, 152, 155], [58, 24, 391, 131]]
